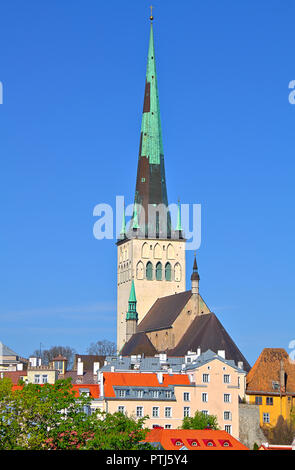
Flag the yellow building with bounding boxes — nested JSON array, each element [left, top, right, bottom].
[[246, 348, 295, 427]]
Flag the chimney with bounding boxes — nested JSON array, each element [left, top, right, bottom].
[[157, 372, 163, 384], [218, 350, 225, 359], [197, 347, 201, 357], [93, 362, 100, 375], [77, 358, 83, 376], [238, 361, 244, 370], [280, 359, 286, 393], [111, 365, 115, 373]]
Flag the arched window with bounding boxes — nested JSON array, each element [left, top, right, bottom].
[[156, 262, 162, 281], [167, 244, 175, 260], [142, 242, 149, 258], [165, 262, 171, 281], [154, 243, 162, 259], [174, 262, 181, 282], [136, 261, 144, 280], [146, 262, 153, 280]]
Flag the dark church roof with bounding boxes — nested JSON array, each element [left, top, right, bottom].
[[167, 313, 251, 371], [121, 294, 251, 371], [121, 331, 157, 357], [137, 290, 192, 332]]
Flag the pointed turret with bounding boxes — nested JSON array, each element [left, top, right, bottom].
[[191, 253, 200, 295], [132, 18, 171, 238], [126, 280, 138, 342]]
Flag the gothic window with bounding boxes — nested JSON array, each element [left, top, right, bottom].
[[156, 262, 162, 281], [136, 261, 144, 280], [165, 262, 171, 281], [167, 244, 175, 260], [142, 242, 149, 259], [154, 243, 162, 259], [174, 262, 181, 282], [146, 262, 153, 280]]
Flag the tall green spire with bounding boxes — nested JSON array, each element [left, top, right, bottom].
[[140, 22, 164, 165], [133, 17, 171, 237], [126, 280, 138, 321]]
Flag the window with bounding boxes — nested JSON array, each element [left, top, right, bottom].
[[165, 407, 172, 418], [152, 407, 159, 418], [255, 396, 262, 405], [118, 406, 125, 414], [202, 393, 208, 403], [165, 390, 172, 399], [165, 262, 171, 281], [183, 392, 190, 402], [202, 374, 209, 383], [152, 390, 159, 399], [223, 374, 230, 384], [156, 262, 162, 281], [184, 407, 190, 417], [224, 394, 231, 403], [263, 413, 270, 424], [202, 410, 208, 416], [225, 425, 232, 434], [137, 390, 144, 398], [224, 411, 232, 421], [34, 375, 40, 384], [42, 375, 48, 384], [165, 424, 172, 429], [146, 262, 153, 280], [136, 406, 143, 418], [266, 397, 273, 406], [118, 390, 126, 398]]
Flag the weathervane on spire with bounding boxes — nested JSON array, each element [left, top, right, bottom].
[[150, 5, 154, 22]]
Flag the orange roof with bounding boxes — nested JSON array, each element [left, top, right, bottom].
[[103, 372, 190, 398], [71, 384, 100, 399], [259, 444, 293, 450], [143, 429, 249, 450], [246, 348, 295, 395], [2, 371, 27, 385], [11, 383, 100, 398]]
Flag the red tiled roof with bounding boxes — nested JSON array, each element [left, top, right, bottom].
[[143, 429, 249, 450], [103, 372, 190, 398], [2, 371, 27, 384], [71, 384, 100, 399], [246, 348, 295, 395], [10, 383, 100, 398]]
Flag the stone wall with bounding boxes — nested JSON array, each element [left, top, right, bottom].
[[239, 403, 266, 449]]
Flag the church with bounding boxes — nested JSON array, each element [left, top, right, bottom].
[[116, 15, 250, 372]]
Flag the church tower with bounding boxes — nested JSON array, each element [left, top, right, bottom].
[[116, 16, 186, 351]]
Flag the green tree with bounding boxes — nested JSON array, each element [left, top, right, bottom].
[[85, 411, 153, 450], [181, 410, 219, 430], [262, 415, 295, 445], [0, 378, 153, 450]]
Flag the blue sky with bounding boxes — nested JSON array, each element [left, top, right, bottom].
[[0, 0, 294, 366]]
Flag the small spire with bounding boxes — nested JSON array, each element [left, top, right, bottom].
[[150, 5, 154, 22], [191, 253, 200, 281], [175, 198, 183, 232], [132, 202, 140, 230], [120, 203, 126, 237], [126, 280, 138, 321]]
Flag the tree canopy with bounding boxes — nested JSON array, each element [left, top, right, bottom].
[[87, 339, 116, 355], [0, 378, 152, 450], [181, 410, 219, 430]]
